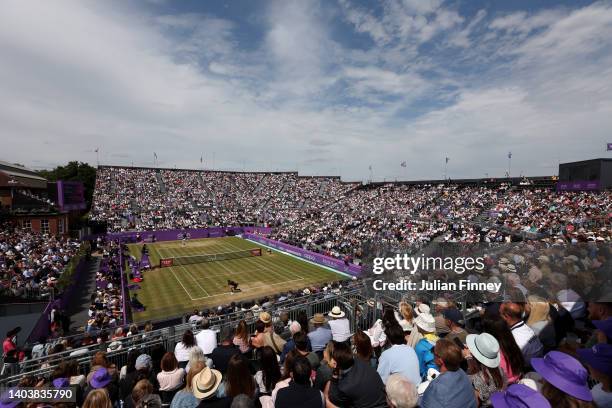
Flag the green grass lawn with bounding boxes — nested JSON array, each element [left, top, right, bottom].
[[125, 236, 347, 322]]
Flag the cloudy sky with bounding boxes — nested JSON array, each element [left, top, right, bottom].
[[1, 0, 611, 181]]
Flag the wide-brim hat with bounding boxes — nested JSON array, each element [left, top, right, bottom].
[[414, 313, 435, 333], [192, 367, 222, 399], [311, 313, 326, 325], [491, 384, 551, 408], [329, 306, 345, 318], [466, 333, 500, 368], [593, 318, 612, 340], [414, 304, 431, 316], [0, 389, 20, 408], [577, 343, 612, 377], [532, 351, 592, 402], [90, 367, 112, 389], [53, 377, 70, 388], [259, 312, 272, 324]]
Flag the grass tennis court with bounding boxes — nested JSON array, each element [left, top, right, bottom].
[[125, 236, 348, 322]]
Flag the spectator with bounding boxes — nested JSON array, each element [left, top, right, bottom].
[[352, 329, 376, 368], [325, 341, 387, 408], [491, 384, 551, 408], [420, 339, 477, 408], [308, 314, 332, 355], [414, 311, 439, 378], [328, 306, 351, 343], [232, 321, 251, 355], [525, 296, 556, 351], [395, 301, 415, 334], [275, 356, 324, 408], [158, 352, 185, 392], [255, 346, 282, 397], [385, 374, 418, 408], [280, 321, 303, 363], [483, 318, 525, 384], [377, 324, 420, 385], [186, 347, 209, 373], [171, 360, 206, 408], [212, 355, 256, 407], [211, 333, 240, 375], [272, 350, 299, 403], [82, 389, 112, 408], [465, 333, 507, 407], [120, 354, 158, 401], [192, 366, 223, 407], [314, 341, 334, 391], [127, 379, 161, 408], [252, 320, 286, 355], [195, 319, 217, 356], [500, 302, 543, 366], [533, 351, 595, 406], [443, 308, 468, 345], [85, 367, 119, 406], [293, 331, 320, 370], [175, 330, 197, 369], [577, 343, 612, 407]]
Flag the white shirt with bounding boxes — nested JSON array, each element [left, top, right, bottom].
[[174, 342, 196, 362], [510, 321, 543, 364], [195, 329, 217, 355], [328, 318, 351, 342]]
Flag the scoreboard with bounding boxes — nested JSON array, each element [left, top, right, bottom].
[[48, 181, 86, 211]]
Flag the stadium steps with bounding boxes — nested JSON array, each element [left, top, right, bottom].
[[66, 256, 101, 333], [318, 179, 329, 196], [155, 170, 166, 193]]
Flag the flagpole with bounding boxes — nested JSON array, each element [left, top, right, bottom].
[[96, 148, 99, 167], [508, 152, 512, 178]]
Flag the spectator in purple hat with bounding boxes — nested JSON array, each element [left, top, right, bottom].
[[491, 384, 551, 408], [592, 318, 612, 344], [577, 343, 612, 407], [85, 367, 119, 405], [532, 351, 595, 406], [586, 302, 612, 347]]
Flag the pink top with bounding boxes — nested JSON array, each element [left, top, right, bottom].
[[233, 336, 250, 354], [499, 350, 520, 384]]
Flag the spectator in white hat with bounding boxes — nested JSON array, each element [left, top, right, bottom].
[[328, 306, 350, 343], [414, 312, 439, 378], [465, 333, 507, 406]]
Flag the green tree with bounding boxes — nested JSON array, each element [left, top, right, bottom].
[[37, 161, 97, 209]]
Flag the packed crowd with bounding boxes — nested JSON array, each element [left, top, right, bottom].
[[4, 293, 611, 408], [0, 222, 80, 299], [90, 168, 611, 264]]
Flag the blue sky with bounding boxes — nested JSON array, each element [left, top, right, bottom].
[[1, 0, 611, 181]]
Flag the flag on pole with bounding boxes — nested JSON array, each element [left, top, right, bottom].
[[445, 157, 449, 164], [508, 152, 512, 159], [607, 143, 612, 151], [200, 155, 203, 163], [368, 165, 372, 171], [154, 152, 158, 159], [94, 148, 99, 153], [400, 161, 407, 168]]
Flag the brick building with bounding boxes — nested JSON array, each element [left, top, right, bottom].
[[0, 160, 69, 235]]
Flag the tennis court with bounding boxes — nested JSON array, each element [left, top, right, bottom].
[[125, 236, 348, 322]]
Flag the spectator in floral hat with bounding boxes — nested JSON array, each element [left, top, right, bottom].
[[577, 343, 612, 407], [532, 351, 595, 406]]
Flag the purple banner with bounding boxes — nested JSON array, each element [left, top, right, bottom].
[[243, 233, 362, 276], [608, 142, 612, 151], [556, 180, 600, 191], [57, 180, 86, 211], [102, 226, 272, 242]]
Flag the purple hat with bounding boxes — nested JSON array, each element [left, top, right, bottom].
[[532, 351, 592, 402], [593, 318, 612, 340], [577, 343, 612, 377], [52, 377, 70, 388], [0, 389, 20, 408], [491, 384, 551, 408], [90, 367, 112, 389]]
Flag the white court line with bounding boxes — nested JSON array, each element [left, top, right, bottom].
[[188, 277, 305, 300], [169, 267, 195, 300], [190, 267, 268, 281], [177, 264, 211, 298]]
